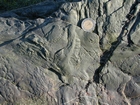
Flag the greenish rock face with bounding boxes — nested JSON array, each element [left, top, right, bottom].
[[0, 0, 140, 105]]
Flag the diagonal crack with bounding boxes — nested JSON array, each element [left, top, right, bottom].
[[102, 0, 126, 35], [93, 0, 140, 83]]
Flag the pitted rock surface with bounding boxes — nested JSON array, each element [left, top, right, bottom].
[[0, 0, 140, 105]]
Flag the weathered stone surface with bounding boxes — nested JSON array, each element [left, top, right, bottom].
[[0, 0, 140, 105]]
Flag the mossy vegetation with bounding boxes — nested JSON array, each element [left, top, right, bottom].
[[0, 0, 45, 11]]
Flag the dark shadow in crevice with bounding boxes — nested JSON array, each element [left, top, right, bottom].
[[93, 0, 140, 83], [48, 68, 64, 83], [127, 12, 140, 46], [0, 39, 15, 47]]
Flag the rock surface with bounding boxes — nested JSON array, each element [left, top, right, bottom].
[[0, 0, 140, 105]]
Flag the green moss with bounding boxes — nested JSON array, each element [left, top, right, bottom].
[[0, 0, 45, 11], [101, 32, 118, 52]]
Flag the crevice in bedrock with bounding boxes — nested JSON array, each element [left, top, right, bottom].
[[87, 0, 92, 18], [97, 0, 126, 48], [102, 0, 110, 34], [127, 6, 140, 46], [97, 0, 102, 17], [84, 80, 92, 94], [48, 68, 64, 83], [102, 0, 126, 35], [94, 0, 101, 36], [77, 0, 87, 27], [93, 0, 139, 83]]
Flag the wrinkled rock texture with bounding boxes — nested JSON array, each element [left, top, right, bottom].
[[0, 0, 140, 105]]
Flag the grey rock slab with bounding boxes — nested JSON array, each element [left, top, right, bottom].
[[124, 79, 140, 98], [96, 0, 136, 50], [99, 62, 131, 90], [16, 18, 102, 84], [0, 0, 140, 105]]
